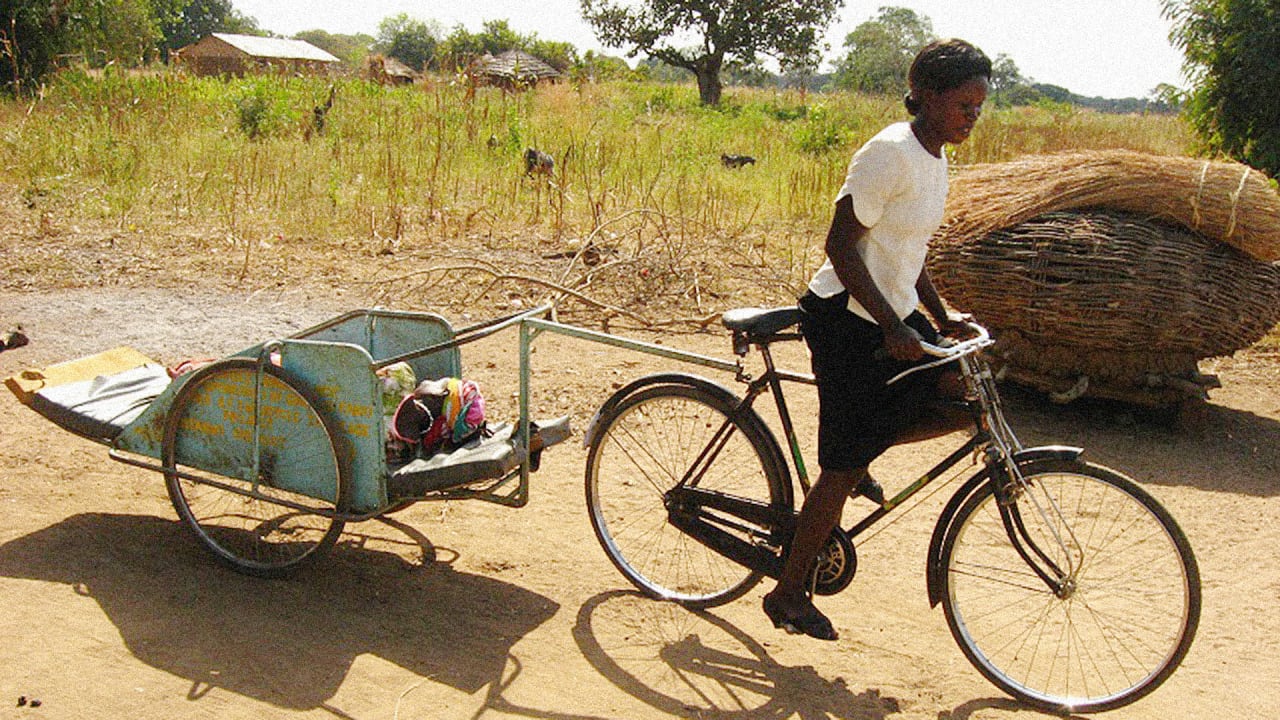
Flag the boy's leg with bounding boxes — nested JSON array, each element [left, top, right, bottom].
[[764, 466, 865, 639]]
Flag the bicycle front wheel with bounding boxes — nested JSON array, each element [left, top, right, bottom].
[[585, 382, 788, 608], [941, 458, 1199, 713]]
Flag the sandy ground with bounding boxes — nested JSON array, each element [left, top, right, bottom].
[[1, 284, 1278, 720]]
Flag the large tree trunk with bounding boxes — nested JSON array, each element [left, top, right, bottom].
[[694, 55, 723, 105]]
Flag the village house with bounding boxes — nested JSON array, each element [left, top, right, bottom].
[[175, 33, 339, 77]]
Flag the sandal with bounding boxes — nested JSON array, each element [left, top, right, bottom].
[[763, 593, 838, 641], [853, 475, 885, 506]]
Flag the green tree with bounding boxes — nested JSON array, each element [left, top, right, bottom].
[[294, 29, 373, 67], [1034, 83, 1072, 104], [1, 0, 73, 91], [474, 19, 526, 55], [1151, 82, 1182, 108], [574, 50, 633, 81], [436, 25, 483, 70], [373, 12, 441, 71], [833, 6, 934, 94], [155, 0, 261, 58], [528, 38, 578, 72], [2, 0, 177, 90], [436, 19, 574, 72], [65, 0, 160, 67], [580, 0, 840, 105], [1163, 0, 1280, 176], [989, 53, 1035, 106]]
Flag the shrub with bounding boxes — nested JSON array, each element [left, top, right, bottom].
[[234, 79, 299, 140]]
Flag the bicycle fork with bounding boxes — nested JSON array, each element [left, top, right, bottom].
[[990, 451, 1086, 598]]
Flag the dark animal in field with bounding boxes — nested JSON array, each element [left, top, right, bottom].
[[721, 153, 756, 169], [524, 148, 555, 176], [308, 85, 336, 139]]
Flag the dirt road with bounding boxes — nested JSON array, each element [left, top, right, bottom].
[[2, 285, 1277, 720]]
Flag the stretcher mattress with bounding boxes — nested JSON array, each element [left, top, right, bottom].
[[29, 362, 171, 442]]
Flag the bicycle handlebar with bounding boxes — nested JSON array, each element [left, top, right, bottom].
[[886, 321, 992, 386], [920, 321, 991, 358]]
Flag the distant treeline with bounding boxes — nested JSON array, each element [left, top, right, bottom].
[[2, 2, 1174, 114]]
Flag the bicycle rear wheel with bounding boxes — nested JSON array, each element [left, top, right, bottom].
[[585, 382, 788, 608], [941, 458, 1199, 713]]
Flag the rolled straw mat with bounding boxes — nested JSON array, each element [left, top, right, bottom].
[[936, 150, 1280, 263], [929, 210, 1280, 392]]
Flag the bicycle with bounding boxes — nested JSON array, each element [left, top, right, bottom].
[[582, 306, 1200, 714]]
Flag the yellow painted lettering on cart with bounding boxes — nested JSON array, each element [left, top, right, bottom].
[[343, 421, 371, 438], [179, 416, 224, 438], [337, 401, 373, 419]]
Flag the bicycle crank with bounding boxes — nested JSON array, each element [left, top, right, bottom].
[[812, 527, 856, 596]]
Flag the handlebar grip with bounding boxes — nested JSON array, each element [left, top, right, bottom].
[[873, 322, 989, 369], [921, 321, 990, 357]]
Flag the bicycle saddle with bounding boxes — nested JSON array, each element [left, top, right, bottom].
[[721, 307, 803, 337]]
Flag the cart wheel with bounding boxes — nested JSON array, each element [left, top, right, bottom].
[[163, 358, 349, 578]]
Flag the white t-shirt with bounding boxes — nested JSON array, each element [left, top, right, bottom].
[[807, 121, 948, 324]]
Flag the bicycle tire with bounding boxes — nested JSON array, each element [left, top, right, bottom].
[[585, 381, 789, 608], [163, 358, 349, 578], [940, 458, 1200, 713]]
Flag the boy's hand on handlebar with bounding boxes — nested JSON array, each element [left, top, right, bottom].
[[939, 312, 976, 341], [884, 321, 925, 361]]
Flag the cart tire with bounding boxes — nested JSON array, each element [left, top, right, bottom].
[[163, 358, 349, 578]]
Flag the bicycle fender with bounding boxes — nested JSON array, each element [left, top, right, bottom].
[[581, 372, 744, 448], [925, 445, 1084, 606], [926, 469, 994, 608]]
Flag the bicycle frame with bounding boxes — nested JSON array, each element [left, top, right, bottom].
[[735, 332, 1000, 530], [752, 338, 1095, 604], [532, 315, 1084, 598]]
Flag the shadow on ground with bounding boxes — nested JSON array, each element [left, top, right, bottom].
[[0, 512, 558, 711], [1001, 384, 1280, 497]]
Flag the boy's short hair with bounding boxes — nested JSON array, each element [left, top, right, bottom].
[[905, 39, 992, 114]]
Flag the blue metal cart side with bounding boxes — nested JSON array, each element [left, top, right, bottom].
[[35, 304, 575, 578]]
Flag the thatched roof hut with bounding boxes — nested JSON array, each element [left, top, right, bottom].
[[473, 49, 563, 90], [176, 33, 339, 77], [928, 151, 1280, 407], [365, 55, 419, 85]]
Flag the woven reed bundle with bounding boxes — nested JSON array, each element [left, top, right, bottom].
[[937, 150, 1280, 263], [929, 210, 1280, 405]]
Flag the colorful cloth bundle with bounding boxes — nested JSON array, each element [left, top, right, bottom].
[[420, 378, 486, 450], [390, 377, 487, 458]]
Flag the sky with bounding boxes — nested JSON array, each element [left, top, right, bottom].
[[230, 1, 1187, 100]]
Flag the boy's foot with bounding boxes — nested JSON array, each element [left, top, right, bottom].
[[853, 475, 885, 506], [763, 593, 838, 641]]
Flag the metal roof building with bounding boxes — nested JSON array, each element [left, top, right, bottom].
[[176, 33, 339, 77]]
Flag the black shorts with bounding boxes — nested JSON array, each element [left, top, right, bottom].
[[799, 291, 945, 471]]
